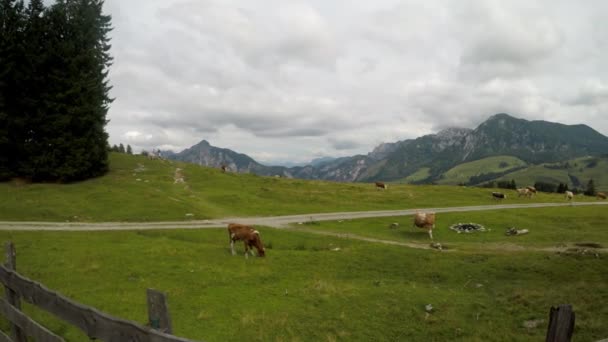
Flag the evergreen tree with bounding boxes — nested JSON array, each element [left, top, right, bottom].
[[19, 0, 48, 177], [29, 0, 113, 181], [126, 144, 132, 155], [0, 0, 26, 179], [584, 179, 596, 196], [118, 143, 125, 153]]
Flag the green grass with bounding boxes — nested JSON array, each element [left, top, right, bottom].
[[437, 156, 527, 185], [2, 153, 607, 341], [297, 206, 608, 250], [2, 153, 596, 222], [0, 224, 606, 341], [497, 156, 608, 191], [400, 167, 431, 183]]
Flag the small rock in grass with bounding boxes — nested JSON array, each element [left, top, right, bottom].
[[522, 319, 544, 329], [425, 304, 434, 313]]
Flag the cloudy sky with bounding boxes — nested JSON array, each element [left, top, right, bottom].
[[104, 0, 608, 165]]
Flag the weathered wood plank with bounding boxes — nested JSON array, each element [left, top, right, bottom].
[[0, 265, 200, 342], [147, 289, 173, 334], [4, 242, 25, 342], [546, 304, 575, 342], [0, 329, 13, 342], [0, 297, 65, 342]]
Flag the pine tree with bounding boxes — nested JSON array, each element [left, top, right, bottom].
[[584, 179, 596, 196], [0, 0, 26, 180], [126, 144, 132, 155], [118, 143, 125, 153], [31, 0, 113, 181], [19, 0, 48, 177]]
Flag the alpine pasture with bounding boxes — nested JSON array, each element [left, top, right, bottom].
[[1, 153, 607, 341]]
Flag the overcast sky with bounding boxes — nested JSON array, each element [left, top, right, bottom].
[[104, 0, 608, 166]]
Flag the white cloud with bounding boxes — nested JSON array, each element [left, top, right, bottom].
[[105, 0, 608, 165]]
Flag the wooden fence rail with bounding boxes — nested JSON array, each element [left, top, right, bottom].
[[0, 242, 200, 342]]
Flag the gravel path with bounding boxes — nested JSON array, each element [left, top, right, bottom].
[[1, 201, 606, 231]]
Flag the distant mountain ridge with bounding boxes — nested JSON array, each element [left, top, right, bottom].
[[163, 113, 608, 183]]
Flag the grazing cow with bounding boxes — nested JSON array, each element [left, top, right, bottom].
[[565, 191, 574, 201], [597, 192, 607, 200], [492, 192, 506, 200], [525, 186, 537, 194], [220, 164, 228, 173], [516, 188, 532, 198], [227, 223, 266, 258], [413, 212, 436, 240], [375, 181, 388, 190]]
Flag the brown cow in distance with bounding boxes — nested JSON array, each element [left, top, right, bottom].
[[227, 223, 265, 258], [597, 192, 607, 200], [375, 181, 388, 190]]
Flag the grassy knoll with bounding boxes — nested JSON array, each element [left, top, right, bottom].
[[437, 156, 528, 185], [1, 153, 593, 222], [400, 167, 431, 183], [497, 156, 608, 192], [298, 206, 608, 250], [1, 227, 607, 341]]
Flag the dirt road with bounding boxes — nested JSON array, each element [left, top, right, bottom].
[[1, 201, 606, 231]]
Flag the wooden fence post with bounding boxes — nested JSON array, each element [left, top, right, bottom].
[[4, 242, 26, 342], [147, 288, 173, 334], [546, 304, 575, 342]]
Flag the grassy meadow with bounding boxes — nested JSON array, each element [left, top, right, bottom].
[[298, 206, 608, 250], [0, 153, 599, 222], [436, 156, 528, 185], [1, 222, 607, 342], [1, 153, 607, 341], [496, 156, 608, 192]]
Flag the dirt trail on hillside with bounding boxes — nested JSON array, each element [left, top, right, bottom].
[[293, 228, 608, 254]]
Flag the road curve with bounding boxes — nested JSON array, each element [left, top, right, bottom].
[[0, 201, 606, 231]]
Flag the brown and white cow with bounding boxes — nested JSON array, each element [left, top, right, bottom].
[[565, 191, 574, 201], [597, 192, 607, 200], [413, 212, 436, 240], [525, 186, 537, 195], [516, 188, 532, 198], [375, 181, 388, 190], [227, 223, 266, 258]]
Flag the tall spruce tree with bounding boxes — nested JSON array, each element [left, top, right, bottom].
[[0, 0, 26, 179], [2, 0, 112, 181], [33, 0, 113, 181], [19, 0, 47, 177]]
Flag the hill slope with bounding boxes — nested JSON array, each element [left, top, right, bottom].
[[497, 156, 608, 191], [0, 153, 592, 222], [436, 156, 528, 185]]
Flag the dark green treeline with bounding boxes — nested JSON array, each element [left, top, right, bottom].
[[0, 0, 112, 181]]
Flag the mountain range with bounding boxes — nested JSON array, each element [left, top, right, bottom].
[[162, 113, 608, 186]]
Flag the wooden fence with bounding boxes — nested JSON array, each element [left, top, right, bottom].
[[0, 242, 200, 342]]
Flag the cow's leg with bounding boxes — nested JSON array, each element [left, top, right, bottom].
[[428, 229, 433, 240], [244, 242, 250, 259], [230, 237, 236, 255]]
